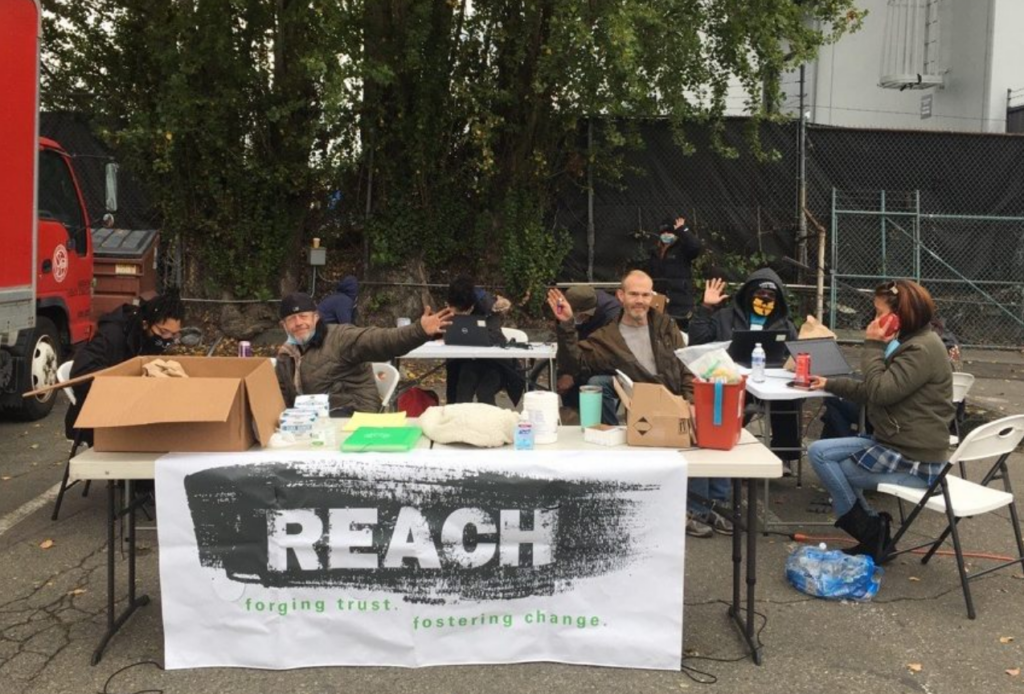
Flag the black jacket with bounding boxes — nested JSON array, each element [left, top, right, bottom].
[[64, 305, 162, 443], [688, 267, 798, 345], [647, 227, 703, 320], [318, 275, 359, 325], [445, 289, 524, 406], [576, 290, 623, 342]]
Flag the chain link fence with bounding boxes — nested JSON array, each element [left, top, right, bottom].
[[560, 118, 1024, 347]]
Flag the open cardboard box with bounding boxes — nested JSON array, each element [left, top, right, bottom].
[[75, 356, 284, 452], [613, 377, 693, 448]]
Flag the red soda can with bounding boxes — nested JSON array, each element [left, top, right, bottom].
[[238, 340, 253, 358], [795, 353, 811, 386]]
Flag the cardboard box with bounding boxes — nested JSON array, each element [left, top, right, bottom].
[[613, 379, 693, 448], [650, 293, 669, 314], [75, 356, 284, 452]]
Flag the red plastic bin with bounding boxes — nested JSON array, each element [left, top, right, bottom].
[[692, 376, 746, 451]]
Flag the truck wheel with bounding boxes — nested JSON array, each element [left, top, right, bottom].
[[18, 317, 63, 421]]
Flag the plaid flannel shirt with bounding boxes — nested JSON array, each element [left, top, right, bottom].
[[851, 439, 945, 487]]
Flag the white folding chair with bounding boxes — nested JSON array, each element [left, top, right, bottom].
[[53, 361, 91, 520], [877, 414, 1024, 619], [949, 372, 975, 451], [371, 362, 400, 411]]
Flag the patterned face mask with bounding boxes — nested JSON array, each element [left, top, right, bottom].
[[752, 296, 775, 317]]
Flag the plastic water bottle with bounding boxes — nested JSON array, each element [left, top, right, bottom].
[[751, 343, 766, 383], [311, 415, 336, 449], [785, 545, 882, 601]]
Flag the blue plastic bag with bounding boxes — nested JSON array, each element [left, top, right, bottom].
[[785, 545, 883, 601]]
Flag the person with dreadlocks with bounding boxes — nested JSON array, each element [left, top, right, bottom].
[[65, 289, 186, 446]]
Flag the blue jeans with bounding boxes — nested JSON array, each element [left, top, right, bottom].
[[808, 436, 928, 517], [587, 374, 621, 426], [688, 477, 732, 515]]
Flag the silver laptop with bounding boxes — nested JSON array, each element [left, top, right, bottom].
[[784, 338, 854, 377]]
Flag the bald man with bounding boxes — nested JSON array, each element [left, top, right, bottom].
[[548, 270, 731, 539]]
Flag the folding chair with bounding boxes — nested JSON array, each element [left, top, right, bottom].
[[52, 361, 91, 521], [371, 362, 400, 411], [878, 414, 1024, 619], [949, 372, 975, 453]]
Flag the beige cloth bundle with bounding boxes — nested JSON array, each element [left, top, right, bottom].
[[142, 359, 189, 378]]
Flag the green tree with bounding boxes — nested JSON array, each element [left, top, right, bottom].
[[42, 0, 863, 303]]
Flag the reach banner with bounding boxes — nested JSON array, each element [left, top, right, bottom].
[[156, 448, 687, 670]]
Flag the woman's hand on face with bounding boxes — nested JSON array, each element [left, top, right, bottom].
[[865, 317, 893, 342], [808, 375, 828, 391]]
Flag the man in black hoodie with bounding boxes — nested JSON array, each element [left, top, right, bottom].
[[688, 268, 803, 508], [65, 290, 186, 446]]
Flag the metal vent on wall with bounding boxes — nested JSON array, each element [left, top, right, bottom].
[[879, 0, 945, 90]]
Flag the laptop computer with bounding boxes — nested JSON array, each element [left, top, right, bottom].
[[444, 315, 495, 347], [728, 329, 789, 368], [784, 338, 854, 377]]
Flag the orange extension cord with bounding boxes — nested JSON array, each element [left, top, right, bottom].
[[789, 532, 1018, 563]]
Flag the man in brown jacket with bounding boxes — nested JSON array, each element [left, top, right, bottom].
[[547, 271, 730, 539], [275, 292, 453, 415]]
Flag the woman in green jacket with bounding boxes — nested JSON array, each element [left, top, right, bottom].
[[808, 280, 954, 563]]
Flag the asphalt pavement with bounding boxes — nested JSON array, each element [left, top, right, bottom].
[[1, 350, 1023, 694]]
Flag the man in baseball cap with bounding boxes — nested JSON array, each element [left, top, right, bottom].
[[276, 291, 454, 415]]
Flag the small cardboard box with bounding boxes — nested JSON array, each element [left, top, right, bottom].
[[613, 379, 693, 448], [75, 356, 284, 452]]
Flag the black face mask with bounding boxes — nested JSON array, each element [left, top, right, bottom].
[[141, 332, 172, 354]]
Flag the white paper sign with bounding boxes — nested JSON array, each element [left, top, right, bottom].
[[156, 448, 686, 670]]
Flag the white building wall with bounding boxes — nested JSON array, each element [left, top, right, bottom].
[[726, 0, 1024, 133]]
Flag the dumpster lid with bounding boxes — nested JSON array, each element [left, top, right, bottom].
[[91, 228, 159, 258]]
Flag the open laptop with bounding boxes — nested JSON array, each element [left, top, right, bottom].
[[444, 315, 495, 347], [728, 329, 789, 368], [784, 338, 854, 377]]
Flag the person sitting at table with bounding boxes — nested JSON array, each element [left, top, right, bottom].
[[444, 277, 524, 407], [820, 288, 963, 439], [689, 268, 802, 473], [548, 271, 729, 539], [318, 274, 359, 325], [555, 286, 622, 424], [275, 292, 453, 415], [808, 279, 953, 563], [66, 288, 186, 447]]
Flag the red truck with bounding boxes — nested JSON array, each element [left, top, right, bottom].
[[0, 0, 110, 419]]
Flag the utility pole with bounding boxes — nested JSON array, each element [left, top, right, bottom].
[[797, 63, 808, 282], [587, 119, 595, 282]]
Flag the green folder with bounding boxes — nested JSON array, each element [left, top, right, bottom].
[[341, 426, 423, 452]]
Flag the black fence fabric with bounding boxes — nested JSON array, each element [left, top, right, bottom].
[[558, 119, 1024, 283]]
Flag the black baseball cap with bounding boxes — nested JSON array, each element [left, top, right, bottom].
[[279, 292, 317, 319]]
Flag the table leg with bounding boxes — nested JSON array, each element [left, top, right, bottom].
[[727, 479, 763, 664], [730, 474, 742, 620], [91, 480, 150, 666], [761, 401, 773, 535]]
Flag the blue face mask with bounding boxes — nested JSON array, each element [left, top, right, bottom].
[[286, 332, 312, 347], [660, 233, 677, 245]]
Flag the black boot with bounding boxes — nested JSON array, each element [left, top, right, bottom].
[[835, 505, 894, 564]]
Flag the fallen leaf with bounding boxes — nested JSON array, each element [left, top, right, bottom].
[[30, 443, 39, 449], [1, 476, 11, 481], [909, 576, 922, 582], [39, 539, 54, 550], [1001, 636, 1015, 644], [68, 588, 86, 596], [907, 663, 923, 673], [1007, 668, 1021, 677]]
